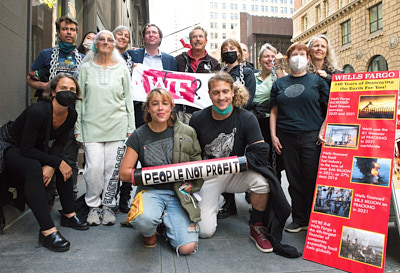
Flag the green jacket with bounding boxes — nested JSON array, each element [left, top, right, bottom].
[[172, 120, 204, 223]]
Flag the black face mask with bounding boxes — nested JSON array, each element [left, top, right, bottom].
[[55, 91, 77, 106], [221, 51, 238, 64]]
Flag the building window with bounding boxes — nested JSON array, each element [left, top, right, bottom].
[[302, 15, 308, 31], [231, 23, 235, 29], [343, 64, 355, 73], [243, 4, 246, 10], [215, 33, 218, 39], [210, 22, 213, 28], [234, 13, 238, 20], [222, 3, 226, 9], [341, 20, 351, 45], [210, 12, 213, 19], [323, 0, 329, 17], [261, 6, 264, 12], [210, 2, 213, 9], [215, 22, 218, 28], [266, 6, 269, 12], [284, 7, 287, 13], [251, 5, 254, 11], [255, 5, 258, 11], [230, 3, 234, 9], [222, 23, 226, 29], [223, 33, 226, 39], [316, 5, 321, 22], [290, 8, 293, 14], [222, 13, 226, 19], [368, 55, 388, 72], [214, 12, 218, 19], [235, 4, 238, 10], [230, 13, 234, 19], [369, 3, 383, 33], [275, 6, 278, 12]]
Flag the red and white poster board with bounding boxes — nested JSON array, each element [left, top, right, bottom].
[[303, 71, 400, 273]]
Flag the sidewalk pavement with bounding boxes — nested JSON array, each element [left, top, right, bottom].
[[1, 173, 400, 273]]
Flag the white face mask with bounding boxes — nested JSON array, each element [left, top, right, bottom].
[[82, 40, 92, 50], [289, 55, 308, 73]]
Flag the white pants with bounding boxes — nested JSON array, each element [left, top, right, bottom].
[[84, 141, 124, 208], [198, 169, 270, 238]]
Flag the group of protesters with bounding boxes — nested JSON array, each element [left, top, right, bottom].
[[0, 15, 341, 257]]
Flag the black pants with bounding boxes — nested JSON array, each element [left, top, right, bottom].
[[3, 146, 74, 231], [277, 129, 321, 226], [257, 117, 283, 180]]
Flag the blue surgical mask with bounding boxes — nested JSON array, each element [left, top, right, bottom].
[[212, 104, 232, 116]]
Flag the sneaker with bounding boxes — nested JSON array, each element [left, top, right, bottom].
[[142, 233, 157, 248], [87, 208, 102, 226], [102, 206, 116, 225], [284, 222, 308, 233], [249, 223, 273, 253]]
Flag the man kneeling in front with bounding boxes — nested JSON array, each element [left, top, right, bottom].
[[189, 72, 272, 252]]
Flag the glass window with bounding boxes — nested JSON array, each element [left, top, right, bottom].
[[251, 5, 254, 11], [230, 13, 234, 19], [214, 2, 218, 8], [235, 4, 238, 10], [343, 65, 355, 73], [290, 8, 293, 14], [369, 3, 383, 33], [222, 3, 226, 9], [243, 4, 246, 10], [368, 55, 388, 72], [230, 3, 234, 9], [266, 6, 269, 12], [275, 6, 278, 12], [223, 33, 226, 39], [222, 23, 226, 29], [210, 22, 213, 28], [255, 5, 258, 11], [341, 20, 351, 45], [261, 6, 264, 12], [231, 23, 235, 29], [222, 13, 226, 19], [234, 13, 238, 20]]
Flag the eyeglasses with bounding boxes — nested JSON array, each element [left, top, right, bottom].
[[98, 37, 114, 43]]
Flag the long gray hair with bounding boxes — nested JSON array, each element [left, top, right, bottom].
[[306, 34, 339, 73], [82, 30, 126, 65]]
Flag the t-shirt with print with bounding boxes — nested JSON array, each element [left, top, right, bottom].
[[125, 124, 174, 189], [189, 106, 263, 159], [31, 48, 83, 79], [270, 72, 329, 134]]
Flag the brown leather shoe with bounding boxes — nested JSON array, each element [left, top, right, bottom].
[[142, 233, 157, 248]]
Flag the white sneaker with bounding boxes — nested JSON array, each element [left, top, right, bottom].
[[102, 206, 116, 225], [87, 208, 101, 226]]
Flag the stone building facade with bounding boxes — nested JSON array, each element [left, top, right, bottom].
[[291, 0, 400, 73]]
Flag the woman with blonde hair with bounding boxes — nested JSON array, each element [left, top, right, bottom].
[[75, 30, 134, 226], [119, 88, 203, 255], [307, 34, 341, 86]]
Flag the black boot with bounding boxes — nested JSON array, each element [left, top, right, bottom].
[[119, 182, 132, 213], [0, 205, 5, 235], [218, 193, 237, 219], [38, 231, 70, 252]]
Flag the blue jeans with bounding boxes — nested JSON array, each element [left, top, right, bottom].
[[130, 187, 199, 250]]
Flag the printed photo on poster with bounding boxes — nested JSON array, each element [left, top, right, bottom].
[[324, 124, 360, 149], [358, 95, 396, 119], [313, 185, 352, 218], [351, 157, 391, 187], [339, 226, 384, 268]]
